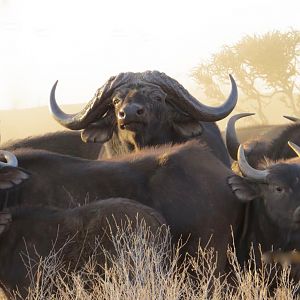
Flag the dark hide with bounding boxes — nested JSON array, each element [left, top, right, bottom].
[[268, 123, 300, 160], [228, 158, 300, 285], [99, 119, 230, 165], [0, 198, 166, 298], [0, 166, 30, 210], [4, 142, 243, 275], [231, 123, 300, 172], [2, 131, 102, 160], [81, 84, 231, 166], [222, 124, 286, 144]]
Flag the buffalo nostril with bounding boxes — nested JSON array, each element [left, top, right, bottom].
[[118, 111, 125, 119], [136, 108, 144, 116]]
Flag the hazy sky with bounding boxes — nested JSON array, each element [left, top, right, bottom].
[[0, 0, 299, 109]]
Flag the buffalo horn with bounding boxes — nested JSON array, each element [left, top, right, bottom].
[[288, 141, 300, 157], [49, 75, 123, 130], [143, 72, 238, 122], [226, 113, 255, 160], [237, 145, 269, 182], [283, 116, 300, 123], [0, 151, 18, 168]]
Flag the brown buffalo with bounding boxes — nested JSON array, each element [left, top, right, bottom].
[[0, 197, 166, 298], [50, 71, 238, 166]]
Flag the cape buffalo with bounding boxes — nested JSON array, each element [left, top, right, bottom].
[[50, 71, 238, 166], [221, 123, 285, 145], [0, 142, 244, 275], [226, 113, 300, 172], [0, 197, 166, 298], [1, 131, 102, 160], [228, 142, 300, 280]]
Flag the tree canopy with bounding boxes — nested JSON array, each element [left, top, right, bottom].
[[192, 30, 300, 124]]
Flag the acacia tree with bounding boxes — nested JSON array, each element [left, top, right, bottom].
[[192, 30, 300, 124]]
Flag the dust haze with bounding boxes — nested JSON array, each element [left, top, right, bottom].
[[0, 100, 293, 144]]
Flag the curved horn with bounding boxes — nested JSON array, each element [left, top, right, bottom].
[[49, 75, 125, 130], [288, 141, 300, 157], [283, 115, 300, 123], [50, 71, 238, 129], [147, 72, 238, 122], [0, 151, 18, 168], [50, 81, 112, 130], [237, 145, 269, 182], [225, 113, 255, 160]]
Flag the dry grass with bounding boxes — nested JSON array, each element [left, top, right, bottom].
[[3, 220, 300, 300]]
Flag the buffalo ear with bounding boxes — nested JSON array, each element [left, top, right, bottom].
[[227, 175, 259, 202], [0, 167, 30, 190], [0, 211, 11, 235], [173, 121, 202, 138], [81, 121, 114, 143]]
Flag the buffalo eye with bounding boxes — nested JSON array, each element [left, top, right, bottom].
[[150, 92, 163, 102]]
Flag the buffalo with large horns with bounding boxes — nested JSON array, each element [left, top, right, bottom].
[[50, 71, 237, 166]]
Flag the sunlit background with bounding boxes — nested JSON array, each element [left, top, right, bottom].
[[1, 0, 299, 109], [0, 0, 299, 141]]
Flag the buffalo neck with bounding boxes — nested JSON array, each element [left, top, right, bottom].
[[109, 125, 180, 154], [242, 199, 290, 261], [128, 125, 179, 150]]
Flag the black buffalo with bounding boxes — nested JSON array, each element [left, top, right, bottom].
[[226, 113, 300, 171], [228, 142, 300, 283], [1, 131, 102, 160], [221, 123, 285, 145], [50, 71, 238, 166], [0, 142, 244, 275], [0, 197, 166, 298]]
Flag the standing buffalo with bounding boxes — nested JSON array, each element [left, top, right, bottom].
[[50, 71, 238, 166], [0, 197, 166, 298], [0, 142, 244, 275], [228, 142, 300, 279], [1, 131, 102, 160]]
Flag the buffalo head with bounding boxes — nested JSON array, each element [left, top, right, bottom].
[[50, 71, 237, 150], [228, 142, 300, 230]]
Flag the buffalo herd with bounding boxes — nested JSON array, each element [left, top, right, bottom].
[[1, 70, 300, 297]]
